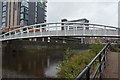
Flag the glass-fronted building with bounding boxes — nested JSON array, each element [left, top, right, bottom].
[[20, 1, 29, 25], [1, 0, 47, 28], [0, 1, 2, 28], [1, 1, 7, 28]]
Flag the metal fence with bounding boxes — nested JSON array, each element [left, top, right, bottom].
[[75, 43, 110, 80], [0, 22, 119, 41]]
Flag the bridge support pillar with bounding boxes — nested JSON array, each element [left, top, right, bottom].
[[42, 38, 45, 42], [48, 37, 50, 42], [34, 38, 37, 41], [81, 38, 84, 44], [63, 37, 66, 43], [29, 38, 32, 41]]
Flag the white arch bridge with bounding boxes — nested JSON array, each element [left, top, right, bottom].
[[0, 22, 119, 41]]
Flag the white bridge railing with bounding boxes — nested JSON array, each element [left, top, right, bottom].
[[0, 22, 119, 41]]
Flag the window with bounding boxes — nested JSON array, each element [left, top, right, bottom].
[[35, 11, 37, 17], [2, 6, 6, 11], [24, 21, 28, 25], [25, 15, 28, 20], [20, 20, 24, 25], [2, 23, 6, 27], [21, 7, 28, 14], [21, 7, 24, 12], [35, 17, 37, 23], [2, 1, 7, 6], [20, 20, 28, 25], [25, 8, 28, 14], [21, 1, 28, 7], [20, 14, 24, 19], [2, 17, 6, 22], [2, 12, 6, 17]]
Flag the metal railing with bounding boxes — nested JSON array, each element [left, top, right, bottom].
[[75, 43, 110, 80], [0, 22, 119, 41]]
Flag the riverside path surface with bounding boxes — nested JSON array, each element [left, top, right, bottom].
[[102, 52, 119, 80]]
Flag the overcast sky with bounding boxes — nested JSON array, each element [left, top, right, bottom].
[[46, 0, 119, 27]]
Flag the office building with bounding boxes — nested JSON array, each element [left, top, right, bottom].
[[1, 0, 47, 28], [28, 2, 46, 25], [0, 1, 2, 27], [61, 18, 89, 30]]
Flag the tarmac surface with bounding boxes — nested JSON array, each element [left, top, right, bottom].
[[102, 52, 119, 80]]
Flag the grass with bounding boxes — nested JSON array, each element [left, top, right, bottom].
[[57, 44, 104, 78], [110, 45, 120, 52]]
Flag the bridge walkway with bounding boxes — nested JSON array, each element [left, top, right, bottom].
[[102, 52, 119, 79]]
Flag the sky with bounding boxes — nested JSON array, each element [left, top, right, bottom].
[[46, 0, 119, 27]]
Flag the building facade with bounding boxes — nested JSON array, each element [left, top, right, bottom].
[[28, 2, 46, 25], [1, 0, 47, 28], [0, 1, 2, 27], [61, 18, 89, 30]]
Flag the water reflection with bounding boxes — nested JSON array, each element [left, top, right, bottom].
[[45, 63, 58, 77], [2, 47, 87, 78]]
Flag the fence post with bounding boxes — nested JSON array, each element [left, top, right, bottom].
[[103, 49, 106, 68], [86, 67, 90, 80], [99, 53, 102, 80]]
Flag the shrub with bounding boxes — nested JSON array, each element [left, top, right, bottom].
[[90, 44, 104, 54], [110, 45, 120, 52], [57, 44, 104, 78]]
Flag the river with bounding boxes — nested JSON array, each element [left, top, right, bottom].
[[1, 43, 88, 78]]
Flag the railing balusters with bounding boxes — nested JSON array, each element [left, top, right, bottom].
[[99, 53, 102, 80], [0, 22, 119, 41], [75, 43, 110, 80], [103, 49, 106, 68], [86, 67, 90, 80]]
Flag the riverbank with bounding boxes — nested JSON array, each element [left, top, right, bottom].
[[2, 40, 89, 54], [3, 40, 89, 49], [57, 44, 104, 78]]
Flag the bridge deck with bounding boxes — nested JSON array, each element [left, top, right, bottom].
[[102, 52, 119, 79]]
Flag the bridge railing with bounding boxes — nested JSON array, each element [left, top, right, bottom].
[[75, 43, 110, 80], [0, 22, 119, 41]]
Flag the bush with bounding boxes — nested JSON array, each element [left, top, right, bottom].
[[90, 44, 104, 54], [57, 44, 104, 78], [110, 45, 120, 52]]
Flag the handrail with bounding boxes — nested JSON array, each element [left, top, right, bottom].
[[75, 43, 110, 80], [0, 22, 118, 36], [0, 22, 119, 41]]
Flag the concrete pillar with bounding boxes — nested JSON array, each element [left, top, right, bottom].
[[48, 37, 50, 42], [63, 37, 66, 43], [7, 41, 9, 43], [56, 40, 58, 42], [34, 38, 37, 41], [29, 38, 32, 41], [42, 38, 44, 42], [81, 38, 84, 44]]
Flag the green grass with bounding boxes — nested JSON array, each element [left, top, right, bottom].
[[57, 44, 104, 78], [110, 45, 120, 52]]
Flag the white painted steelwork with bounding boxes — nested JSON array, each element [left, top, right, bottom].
[[0, 22, 119, 41]]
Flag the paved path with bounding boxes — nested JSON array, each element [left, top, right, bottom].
[[102, 52, 119, 79]]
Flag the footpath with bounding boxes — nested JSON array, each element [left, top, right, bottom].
[[102, 52, 119, 80]]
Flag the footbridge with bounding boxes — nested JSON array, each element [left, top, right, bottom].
[[0, 22, 119, 41]]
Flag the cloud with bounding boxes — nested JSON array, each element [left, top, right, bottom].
[[48, 0, 119, 2], [46, 1, 118, 26]]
